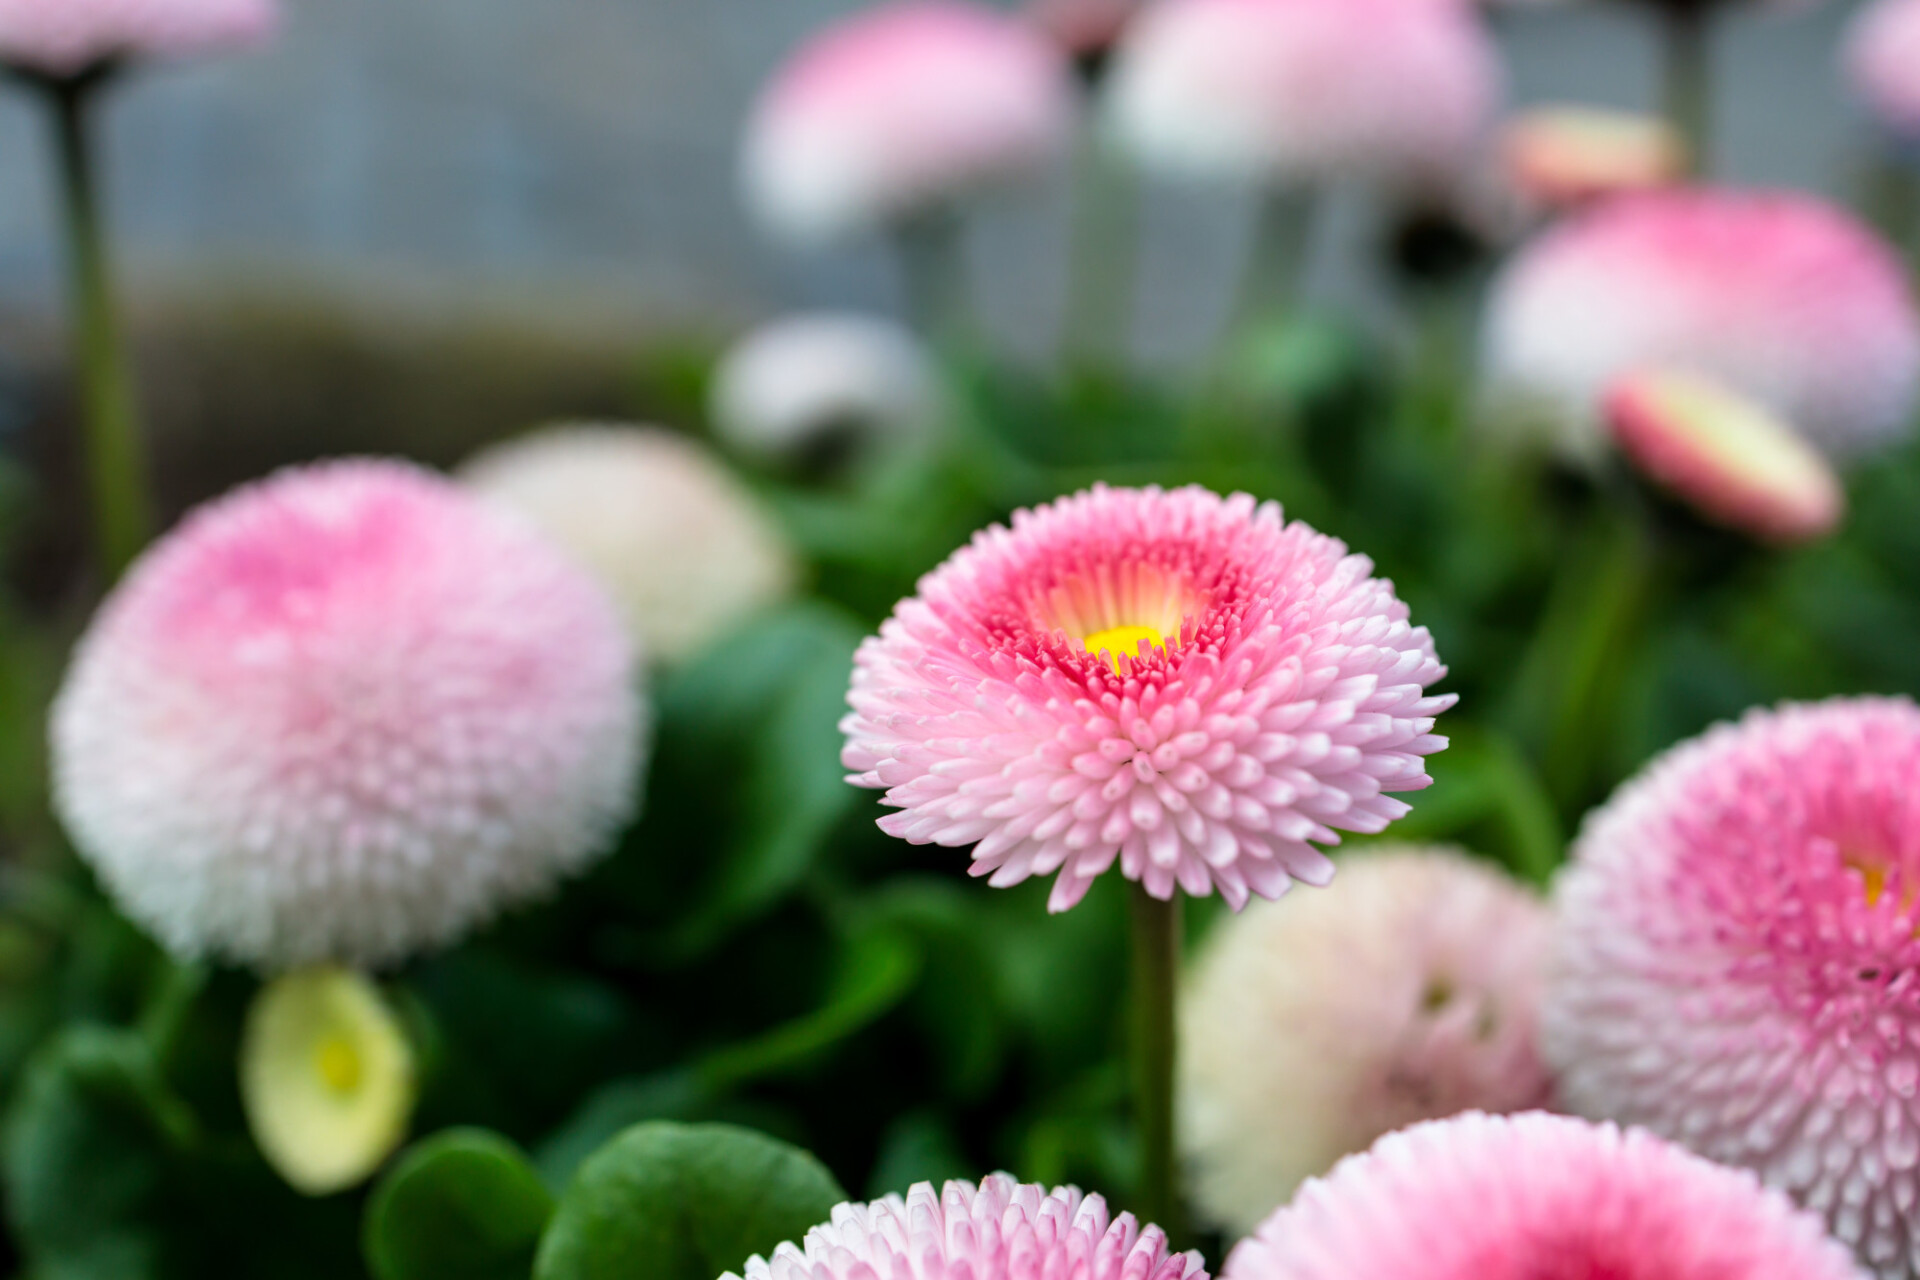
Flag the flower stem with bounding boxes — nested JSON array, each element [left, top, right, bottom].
[[46, 71, 151, 580], [1659, 0, 1713, 177], [1060, 134, 1139, 369], [1128, 882, 1183, 1240], [894, 208, 971, 350], [1226, 187, 1312, 341]]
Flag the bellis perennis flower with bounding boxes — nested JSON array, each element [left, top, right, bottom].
[[841, 485, 1454, 913], [1847, 0, 1920, 143], [741, 0, 1074, 244], [50, 460, 645, 970], [1105, 0, 1500, 191], [1606, 367, 1845, 545], [1546, 698, 1920, 1278], [726, 1175, 1205, 1280], [1501, 106, 1686, 212], [460, 425, 797, 665], [0, 0, 277, 78], [1483, 187, 1920, 463], [1182, 845, 1553, 1235], [1224, 1112, 1867, 1280]]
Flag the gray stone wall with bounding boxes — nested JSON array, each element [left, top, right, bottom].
[[0, 0, 1885, 362]]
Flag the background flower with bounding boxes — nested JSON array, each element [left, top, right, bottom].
[[1482, 188, 1920, 462], [1104, 0, 1501, 189], [740, 0, 1075, 244], [1545, 698, 1920, 1279], [842, 484, 1454, 912], [0, 0, 277, 76], [1224, 1112, 1866, 1280], [1846, 0, 1920, 143], [460, 424, 798, 664], [1181, 844, 1553, 1236], [50, 459, 645, 970]]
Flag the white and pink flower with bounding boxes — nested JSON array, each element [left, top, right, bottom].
[[841, 485, 1454, 912], [0, 0, 276, 76]]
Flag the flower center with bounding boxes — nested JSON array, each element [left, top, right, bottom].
[[1083, 624, 1168, 671], [315, 1034, 363, 1094], [1843, 847, 1917, 915]]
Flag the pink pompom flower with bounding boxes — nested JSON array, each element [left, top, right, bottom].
[[1605, 367, 1845, 545], [1545, 698, 1920, 1278], [1847, 0, 1920, 144], [0, 0, 276, 78], [1224, 1112, 1866, 1280], [1482, 187, 1920, 463], [1501, 106, 1686, 212], [725, 1175, 1206, 1280], [1104, 0, 1501, 190], [741, 0, 1075, 244], [841, 485, 1454, 913], [50, 460, 645, 971]]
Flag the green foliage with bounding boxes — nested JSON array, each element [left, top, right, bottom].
[[364, 1129, 553, 1280], [533, 1122, 845, 1280]]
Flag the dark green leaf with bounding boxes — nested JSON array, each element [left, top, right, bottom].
[[533, 1122, 844, 1280], [364, 1128, 554, 1280]]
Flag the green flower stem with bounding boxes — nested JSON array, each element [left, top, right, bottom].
[[1226, 187, 1313, 342], [1659, 0, 1713, 177], [894, 208, 971, 350], [47, 71, 151, 580], [1060, 134, 1139, 369], [1127, 882, 1184, 1241]]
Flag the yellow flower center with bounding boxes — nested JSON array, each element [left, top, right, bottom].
[[1844, 848, 1918, 915], [315, 1034, 363, 1094], [1084, 624, 1167, 671]]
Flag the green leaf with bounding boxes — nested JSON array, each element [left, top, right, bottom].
[[533, 1122, 845, 1280], [364, 1128, 554, 1280]]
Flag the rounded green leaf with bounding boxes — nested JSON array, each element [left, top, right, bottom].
[[534, 1122, 844, 1280], [364, 1128, 553, 1280]]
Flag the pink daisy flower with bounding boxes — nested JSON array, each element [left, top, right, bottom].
[[1482, 187, 1920, 463], [1103, 0, 1501, 190], [1224, 1112, 1866, 1280], [1026, 0, 1142, 66], [50, 460, 645, 971], [1501, 106, 1686, 212], [740, 1, 1075, 245], [0, 0, 276, 77], [1847, 0, 1920, 143], [1544, 698, 1920, 1278], [1181, 845, 1554, 1236], [841, 485, 1454, 913], [724, 1174, 1205, 1280], [1605, 367, 1845, 545]]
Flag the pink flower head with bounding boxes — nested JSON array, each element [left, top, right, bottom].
[[0, 0, 276, 77], [841, 485, 1454, 913], [1104, 0, 1501, 190], [1181, 845, 1554, 1235], [741, 1, 1075, 244], [1544, 698, 1920, 1277], [724, 1174, 1206, 1280], [1224, 1112, 1866, 1280], [1847, 0, 1920, 142], [50, 460, 645, 971], [1606, 367, 1845, 545], [1027, 0, 1142, 63], [1483, 187, 1920, 463], [1501, 106, 1686, 211]]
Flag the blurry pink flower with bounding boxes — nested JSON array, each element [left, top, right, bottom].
[[1182, 845, 1554, 1236], [741, 1, 1075, 244], [1483, 188, 1920, 463], [1224, 1112, 1866, 1280], [1847, 0, 1920, 142], [1104, 0, 1501, 189], [1501, 106, 1686, 211], [841, 485, 1454, 913], [0, 0, 276, 77], [1545, 698, 1920, 1278], [51, 460, 645, 971], [725, 1175, 1206, 1280], [1605, 367, 1845, 545]]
